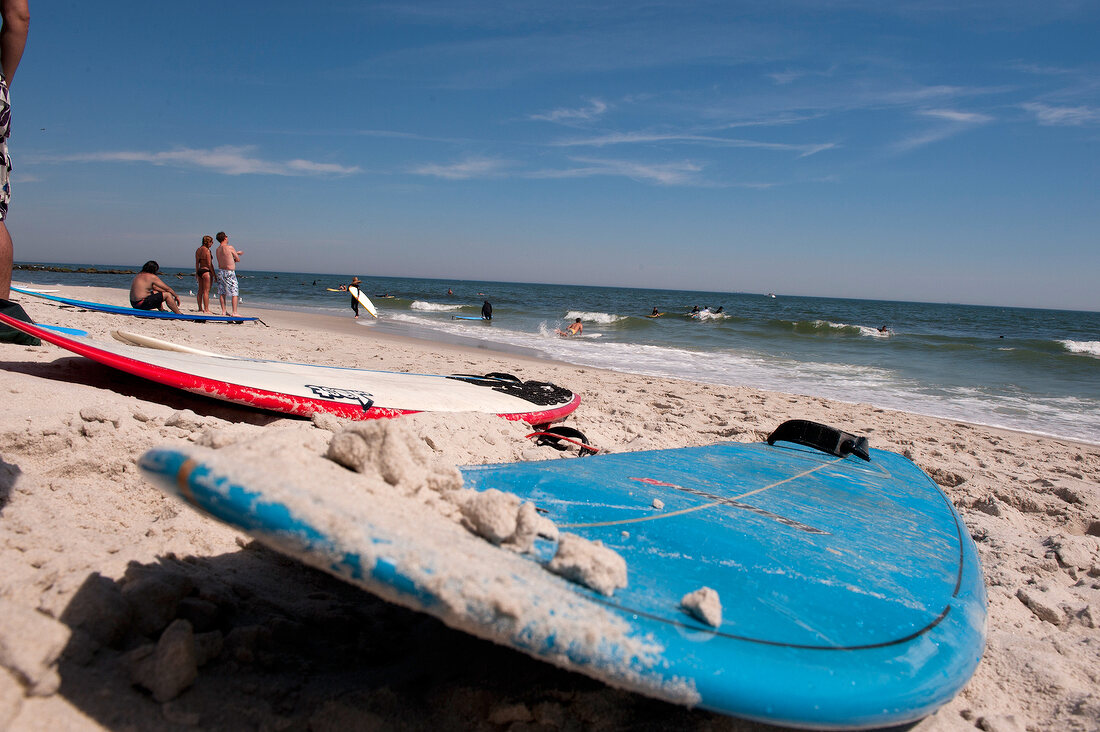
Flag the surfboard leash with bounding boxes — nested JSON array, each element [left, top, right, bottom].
[[525, 425, 599, 456]]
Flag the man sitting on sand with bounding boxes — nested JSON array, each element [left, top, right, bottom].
[[129, 261, 182, 314]]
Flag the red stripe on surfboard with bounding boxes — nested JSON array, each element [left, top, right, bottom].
[[0, 314, 580, 424]]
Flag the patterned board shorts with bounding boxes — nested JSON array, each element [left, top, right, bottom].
[[215, 269, 240, 298], [0, 76, 12, 221]]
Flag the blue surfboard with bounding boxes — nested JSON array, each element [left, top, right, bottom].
[[451, 315, 489, 321], [138, 425, 985, 729], [37, 323, 89, 337], [11, 286, 259, 323]]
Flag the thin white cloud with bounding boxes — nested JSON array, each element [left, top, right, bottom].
[[409, 157, 512, 179], [409, 153, 706, 186], [1007, 62, 1076, 76], [712, 112, 829, 130], [767, 65, 837, 86], [551, 131, 836, 157], [767, 70, 805, 85], [892, 128, 959, 153], [1021, 102, 1100, 126], [528, 157, 704, 186], [40, 146, 360, 176], [529, 98, 609, 123], [892, 106, 993, 152], [918, 108, 993, 123], [353, 129, 468, 143], [879, 85, 976, 104]]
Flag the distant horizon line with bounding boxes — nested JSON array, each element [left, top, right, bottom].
[[13, 260, 1099, 315]]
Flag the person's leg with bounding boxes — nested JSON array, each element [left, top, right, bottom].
[[228, 271, 240, 315], [0, 220, 11, 300], [217, 274, 227, 314], [166, 293, 182, 314], [215, 271, 228, 314], [0, 220, 40, 344]]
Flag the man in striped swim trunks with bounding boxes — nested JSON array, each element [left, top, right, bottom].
[[214, 231, 244, 316], [0, 0, 33, 345]]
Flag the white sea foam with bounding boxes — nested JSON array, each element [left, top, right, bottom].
[[411, 301, 464, 312], [564, 311, 627, 324], [691, 310, 729, 321], [1061, 340, 1100, 358], [387, 311, 1100, 445], [817, 320, 860, 333]]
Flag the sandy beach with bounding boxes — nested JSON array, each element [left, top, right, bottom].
[[1, 283, 1098, 731]]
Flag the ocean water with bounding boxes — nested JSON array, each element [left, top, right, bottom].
[[13, 263, 1100, 444]]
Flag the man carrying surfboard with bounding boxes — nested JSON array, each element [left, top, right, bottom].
[[0, 0, 34, 345], [214, 231, 243, 316], [349, 276, 362, 318]]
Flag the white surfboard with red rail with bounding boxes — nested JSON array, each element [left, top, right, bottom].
[[0, 314, 579, 423]]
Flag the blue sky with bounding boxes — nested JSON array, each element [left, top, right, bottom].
[[9, 1, 1100, 310]]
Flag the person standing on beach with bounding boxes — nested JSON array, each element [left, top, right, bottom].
[[481, 300, 492, 321], [194, 235, 214, 314], [349, 276, 362, 318], [214, 231, 243, 316], [0, 0, 34, 345]]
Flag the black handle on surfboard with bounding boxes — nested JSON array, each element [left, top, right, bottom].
[[766, 420, 870, 461]]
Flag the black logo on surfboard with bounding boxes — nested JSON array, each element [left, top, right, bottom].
[[305, 385, 375, 411]]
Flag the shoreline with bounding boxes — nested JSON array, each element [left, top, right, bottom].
[[2, 281, 1099, 730], [21, 280, 1096, 449]]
